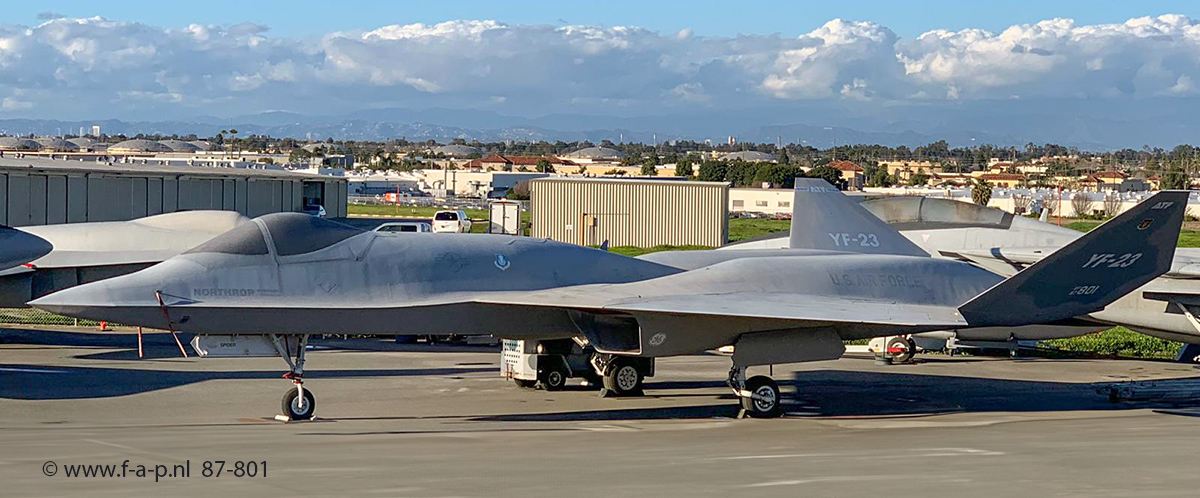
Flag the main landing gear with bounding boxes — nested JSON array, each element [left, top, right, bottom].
[[869, 335, 917, 365], [728, 365, 781, 418], [591, 354, 649, 397], [271, 334, 315, 420]]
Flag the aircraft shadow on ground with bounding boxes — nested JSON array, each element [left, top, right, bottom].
[[8, 328, 1200, 418], [470, 404, 742, 422], [1, 329, 499, 360], [0, 364, 492, 400], [471, 370, 1200, 423]]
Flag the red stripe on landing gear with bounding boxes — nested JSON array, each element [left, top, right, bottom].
[[886, 348, 909, 354]]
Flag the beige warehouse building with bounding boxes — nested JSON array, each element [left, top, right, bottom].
[[530, 177, 728, 248], [0, 157, 347, 227]]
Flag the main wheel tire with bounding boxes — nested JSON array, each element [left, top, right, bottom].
[[513, 379, 537, 389], [888, 337, 916, 363], [740, 375, 781, 418], [602, 359, 644, 396], [537, 363, 568, 391], [281, 387, 316, 420]]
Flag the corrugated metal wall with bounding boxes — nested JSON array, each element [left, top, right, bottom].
[[0, 168, 348, 227], [530, 178, 728, 247]]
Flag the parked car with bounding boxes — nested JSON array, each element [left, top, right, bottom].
[[302, 204, 326, 218], [374, 221, 433, 233], [432, 210, 472, 233]]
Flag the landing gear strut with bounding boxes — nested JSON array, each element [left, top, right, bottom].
[[271, 334, 315, 420], [728, 365, 781, 418]]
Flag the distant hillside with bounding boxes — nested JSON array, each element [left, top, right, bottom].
[[1, 97, 1195, 150]]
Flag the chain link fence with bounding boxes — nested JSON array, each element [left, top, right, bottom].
[[0, 307, 104, 327]]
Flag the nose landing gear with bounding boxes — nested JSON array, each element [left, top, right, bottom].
[[271, 334, 315, 421]]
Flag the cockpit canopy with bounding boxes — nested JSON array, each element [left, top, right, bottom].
[[184, 221, 269, 255], [862, 196, 1012, 229], [261, 213, 363, 256], [185, 213, 364, 256]]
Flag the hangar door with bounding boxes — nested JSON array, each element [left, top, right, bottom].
[[302, 181, 325, 209]]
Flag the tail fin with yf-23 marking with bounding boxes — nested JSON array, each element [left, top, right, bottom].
[[788, 178, 929, 257], [958, 191, 1189, 327]]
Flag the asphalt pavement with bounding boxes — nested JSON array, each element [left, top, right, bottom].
[[2, 328, 1200, 497]]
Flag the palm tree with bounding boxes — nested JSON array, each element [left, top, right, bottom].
[[971, 179, 992, 206], [228, 129, 239, 157]]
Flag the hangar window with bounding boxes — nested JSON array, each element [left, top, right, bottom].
[[778, 201, 791, 207], [184, 222, 269, 255], [260, 213, 364, 256], [755, 200, 768, 207], [732, 200, 744, 207]]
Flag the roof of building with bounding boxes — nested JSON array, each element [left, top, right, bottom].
[[35, 137, 79, 152], [302, 143, 349, 154], [979, 173, 1027, 181], [1090, 171, 1129, 179], [563, 146, 626, 159], [827, 160, 863, 172], [108, 139, 172, 153], [188, 141, 213, 151], [719, 151, 777, 162], [0, 155, 337, 181], [158, 139, 201, 153], [431, 144, 481, 156], [469, 155, 576, 168], [67, 137, 99, 148], [531, 176, 726, 187], [0, 137, 40, 151]]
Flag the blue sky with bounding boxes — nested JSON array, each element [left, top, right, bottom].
[[18, 0, 1200, 38], [5, 3, 1200, 146]]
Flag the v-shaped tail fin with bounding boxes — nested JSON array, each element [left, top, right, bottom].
[[959, 191, 1188, 326], [788, 178, 928, 257]]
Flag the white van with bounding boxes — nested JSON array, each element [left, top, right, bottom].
[[373, 221, 433, 233], [432, 210, 472, 233]]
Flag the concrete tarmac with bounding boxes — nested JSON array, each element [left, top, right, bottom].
[[2, 328, 1200, 497]]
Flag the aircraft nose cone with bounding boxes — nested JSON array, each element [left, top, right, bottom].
[[29, 280, 114, 319], [28, 258, 200, 328], [0, 226, 53, 271]]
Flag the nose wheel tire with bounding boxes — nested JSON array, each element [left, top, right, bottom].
[[282, 387, 316, 420], [740, 376, 781, 418]]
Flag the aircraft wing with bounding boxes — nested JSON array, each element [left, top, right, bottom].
[[27, 249, 187, 269], [0, 265, 34, 278], [949, 247, 1052, 265], [473, 282, 967, 356], [949, 247, 1200, 279]]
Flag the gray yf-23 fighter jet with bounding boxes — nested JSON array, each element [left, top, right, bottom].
[[32, 180, 1187, 418]]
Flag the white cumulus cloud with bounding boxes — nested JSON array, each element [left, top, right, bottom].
[[0, 14, 1199, 119]]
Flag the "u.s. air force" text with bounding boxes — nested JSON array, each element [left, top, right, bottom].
[[829, 273, 925, 288]]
